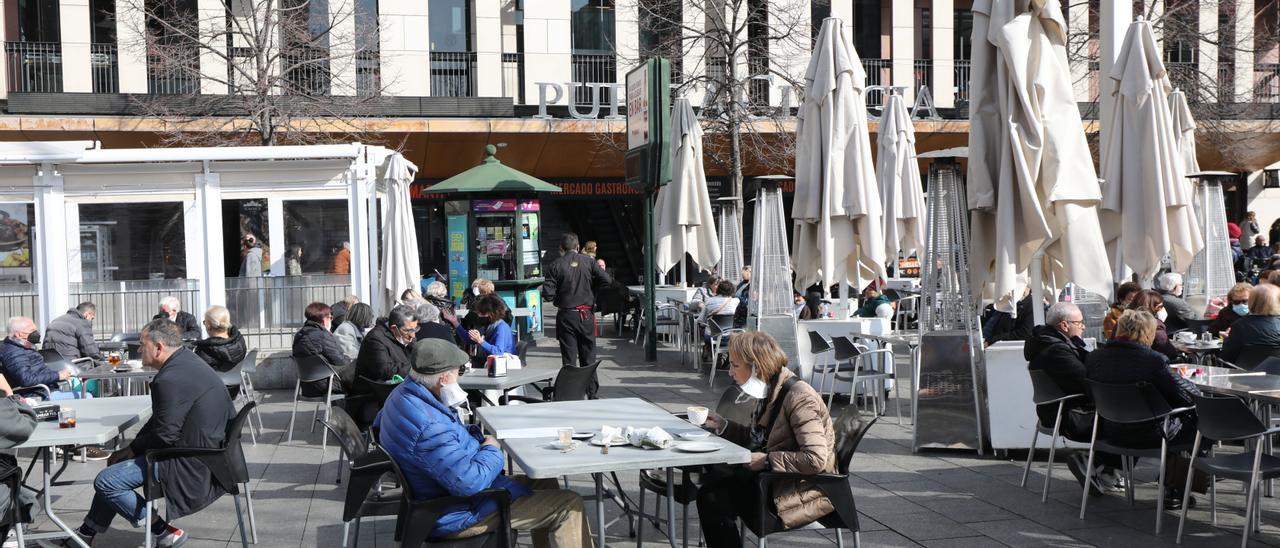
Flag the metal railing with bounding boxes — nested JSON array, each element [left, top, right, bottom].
[[5, 42, 63, 93], [1257, 63, 1280, 103], [913, 59, 932, 96], [863, 58, 891, 105], [148, 49, 200, 95], [226, 274, 351, 350], [0, 284, 40, 326], [1166, 61, 1199, 101], [90, 43, 118, 93], [283, 48, 331, 95], [954, 59, 971, 102], [71, 279, 200, 342], [430, 51, 477, 97], [748, 56, 769, 107], [356, 50, 380, 96], [571, 53, 616, 106], [502, 52, 523, 104]]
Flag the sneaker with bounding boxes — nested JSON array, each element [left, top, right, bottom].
[[154, 524, 188, 548], [1097, 470, 1127, 492], [1066, 454, 1104, 497], [1164, 491, 1197, 510], [59, 526, 95, 546], [79, 447, 111, 462]]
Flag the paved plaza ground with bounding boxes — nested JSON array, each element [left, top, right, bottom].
[[14, 323, 1280, 547]]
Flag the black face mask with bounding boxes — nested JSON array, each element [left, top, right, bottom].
[[26, 331, 40, 345]]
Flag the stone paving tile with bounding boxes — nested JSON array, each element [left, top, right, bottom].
[[872, 511, 980, 541], [921, 536, 1012, 548], [964, 518, 1093, 547]]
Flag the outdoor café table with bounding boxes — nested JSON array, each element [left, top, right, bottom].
[[77, 363, 160, 398], [1182, 365, 1280, 496], [1171, 339, 1222, 365], [476, 397, 751, 548], [13, 396, 152, 547], [457, 366, 559, 405]]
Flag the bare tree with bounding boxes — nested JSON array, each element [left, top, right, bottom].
[[121, 0, 389, 146], [613, 0, 809, 208], [1063, 0, 1280, 170]]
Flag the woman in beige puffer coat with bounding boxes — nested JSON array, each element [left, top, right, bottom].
[[698, 331, 837, 547]]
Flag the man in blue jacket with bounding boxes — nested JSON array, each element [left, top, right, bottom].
[[377, 339, 592, 547], [0, 317, 75, 400]]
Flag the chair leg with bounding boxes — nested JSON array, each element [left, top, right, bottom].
[[288, 381, 301, 443], [682, 501, 689, 548], [1042, 427, 1061, 503], [893, 370, 903, 425], [1079, 416, 1100, 521], [636, 480, 646, 548], [1124, 457, 1135, 507], [144, 501, 154, 548], [1243, 443, 1266, 548], [244, 482, 259, 544], [1020, 425, 1039, 488], [233, 494, 250, 548], [1177, 435, 1203, 544], [1156, 437, 1168, 535], [342, 521, 350, 548], [1211, 473, 1218, 526], [352, 517, 362, 548], [854, 531, 861, 548]]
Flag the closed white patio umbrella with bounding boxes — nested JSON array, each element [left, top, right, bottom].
[[793, 17, 886, 315], [968, 0, 1113, 316], [654, 97, 720, 281], [380, 152, 421, 311], [1169, 88, 1201, 174], [1099, 18, 1204, 283], [876, 93, 927, 264]]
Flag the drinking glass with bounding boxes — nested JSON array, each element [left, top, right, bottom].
[[557, 428, 574, 446], [58, 408, 76, 429]]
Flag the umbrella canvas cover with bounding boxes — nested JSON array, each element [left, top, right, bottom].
[[1169, 88, 1200, 175], [654, 97, 720, 276], [967, 0, 1113, 311], [1099, 18, 1203, 282], [381, 153, 422, 308], [877, 93, 927, 262], [792, 17, 886, 295]]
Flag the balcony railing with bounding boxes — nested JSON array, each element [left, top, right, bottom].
[[954, 59, 971, 102], [90, 43, 118, 93], [1166, 61, 1199, 101], [283, 48, 331, 95], [5, 42, 63, 93], [502, 52, 523, 104], [571, 53, 616, 106], [148, 48, 200, 95], [913, 59, 932, 96], [430, 51, 477, 97], [1257, 63, 1280, 103], [748, 56, 769, 107], [356, 50, 380, 96], [863, 58, 891, 105]]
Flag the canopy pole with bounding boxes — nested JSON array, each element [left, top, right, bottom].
[[679, 229, 688, 287], [1030, 250, 1046, 325]]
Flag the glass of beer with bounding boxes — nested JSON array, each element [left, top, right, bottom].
[[58, 408, 76, 429], [107, 351, 121, 366]]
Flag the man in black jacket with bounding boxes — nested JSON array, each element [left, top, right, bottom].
[[153, 296, 202, 340], [292, 302, 357, 393], [43, 302, 101, 360], [1025, 302, 1118, 496], [356, 305, 418, 385], [71, 319, 235, 547]]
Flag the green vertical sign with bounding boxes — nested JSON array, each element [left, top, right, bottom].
[[624, 58, 671, 362]]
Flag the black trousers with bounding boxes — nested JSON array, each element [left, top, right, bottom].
[[556, 308, 597, 368], [696, 466, 762, 548]]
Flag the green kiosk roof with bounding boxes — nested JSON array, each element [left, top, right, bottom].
[[429, 145, 562, 194]]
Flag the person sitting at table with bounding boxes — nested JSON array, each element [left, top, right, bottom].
[[460, 294, 515, 362], [43, 302, 102, 361], [355, 304, 418, 385], [854, 284, 891, 318], [378, 339, 593, 547], [425, 281, 460, 329], [699, 331, 837, 548], [292, 302, 357, 393], [1086, 310, 1203, 509], [334, 303, 374, 361], [1208, 283, 1253, 337], [69, 319, 235, 547], [1155, 272, 1196, 332], [415, 301, 457, 344], [329, 294, 359, 332], [0, 317, 76, 400], [152, 296, 201, 340], [797, 291, 823, 320], [1126, 290, 1180, 360], [1102, 282, 1142, 341], [0, 390, 36, 542], [697, 281, 740, 361], [1219, 282, 1280, 365], [191, 305, 246, 374]]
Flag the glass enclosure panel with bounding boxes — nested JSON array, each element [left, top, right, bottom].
[[71, 278, 199, 340], [475, 213, 516, 282], [79, 202, 186, 280], [224, 198, 270, 277], [225, 274, 352, 349], [520, 209, 541, 279], [284, 199, 350, 274]]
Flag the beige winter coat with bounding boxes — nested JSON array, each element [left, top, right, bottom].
[[722, 368, 837, 528]]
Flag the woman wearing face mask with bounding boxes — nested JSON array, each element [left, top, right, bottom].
[[1208, 283, 1252, 337], [462, 294, 516, 361], [1219, 283, 1280, 364], [697, 332, 837, 548], [1126, 290, 1179, 359]]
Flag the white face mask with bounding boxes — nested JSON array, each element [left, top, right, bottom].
[[1156, 309, 1169, 322], [738, 368, 769, 400], [438, 380, 469, 408]]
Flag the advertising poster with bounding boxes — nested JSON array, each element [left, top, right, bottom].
[[0, 204, 32, 281], [446, 215, 469, 303]]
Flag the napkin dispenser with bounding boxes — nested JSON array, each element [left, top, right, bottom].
[[487, 355, 508, 377]]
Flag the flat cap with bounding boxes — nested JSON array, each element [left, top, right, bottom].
[[410, 338, 469, 375]]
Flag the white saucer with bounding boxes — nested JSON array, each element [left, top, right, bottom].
[[678, 431, 710, 440], [674, 442, 720, 453]]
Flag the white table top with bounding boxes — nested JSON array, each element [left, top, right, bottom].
[[476, 398, 751, 479], [458, 367, 558, 391], [16, 396, 152, 448]]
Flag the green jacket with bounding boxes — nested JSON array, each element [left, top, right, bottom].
[[855, 295, 891, 318]]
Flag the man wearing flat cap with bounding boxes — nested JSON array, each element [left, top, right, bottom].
[[377, 339, 593, 547]]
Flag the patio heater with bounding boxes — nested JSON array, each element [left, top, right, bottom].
[[717, 197, 744, 284], [913, 148, 988, 454], [1182, 171, 1237, 319], [750, 176, 798, 364]]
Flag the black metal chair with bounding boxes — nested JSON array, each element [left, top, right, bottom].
[[831, 336, 898, 422], [235, 349, 264, 434], [319, 407, 399, 548], [1020, 369, 1088, 502], [806, 331, 836, 388], [746, 409, 875, 547], [318, 404, 372, 484], [1232, 345, 1280, 370], [1, 457, 27, 546], [509, 361, 601, 403], [142, 402, 257, 548], [1253, 356, 1280, 375], [288, 355, 346, 452], [1078, 381, 1196, 534], [1176, 394, 1280, 547], [217, 356, 263, 446], [356, 374, 400, 424], [705, 315, 744, 389], [386, 453, 513, 547]]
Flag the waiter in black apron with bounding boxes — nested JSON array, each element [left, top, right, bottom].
[[543, 233, 612, 395]]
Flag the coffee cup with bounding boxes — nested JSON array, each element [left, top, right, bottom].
[[687, 406, 709, 426]]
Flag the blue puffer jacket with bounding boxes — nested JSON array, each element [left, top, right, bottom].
[[376, 379, 531, 536], [0, 337, 58, 389]]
